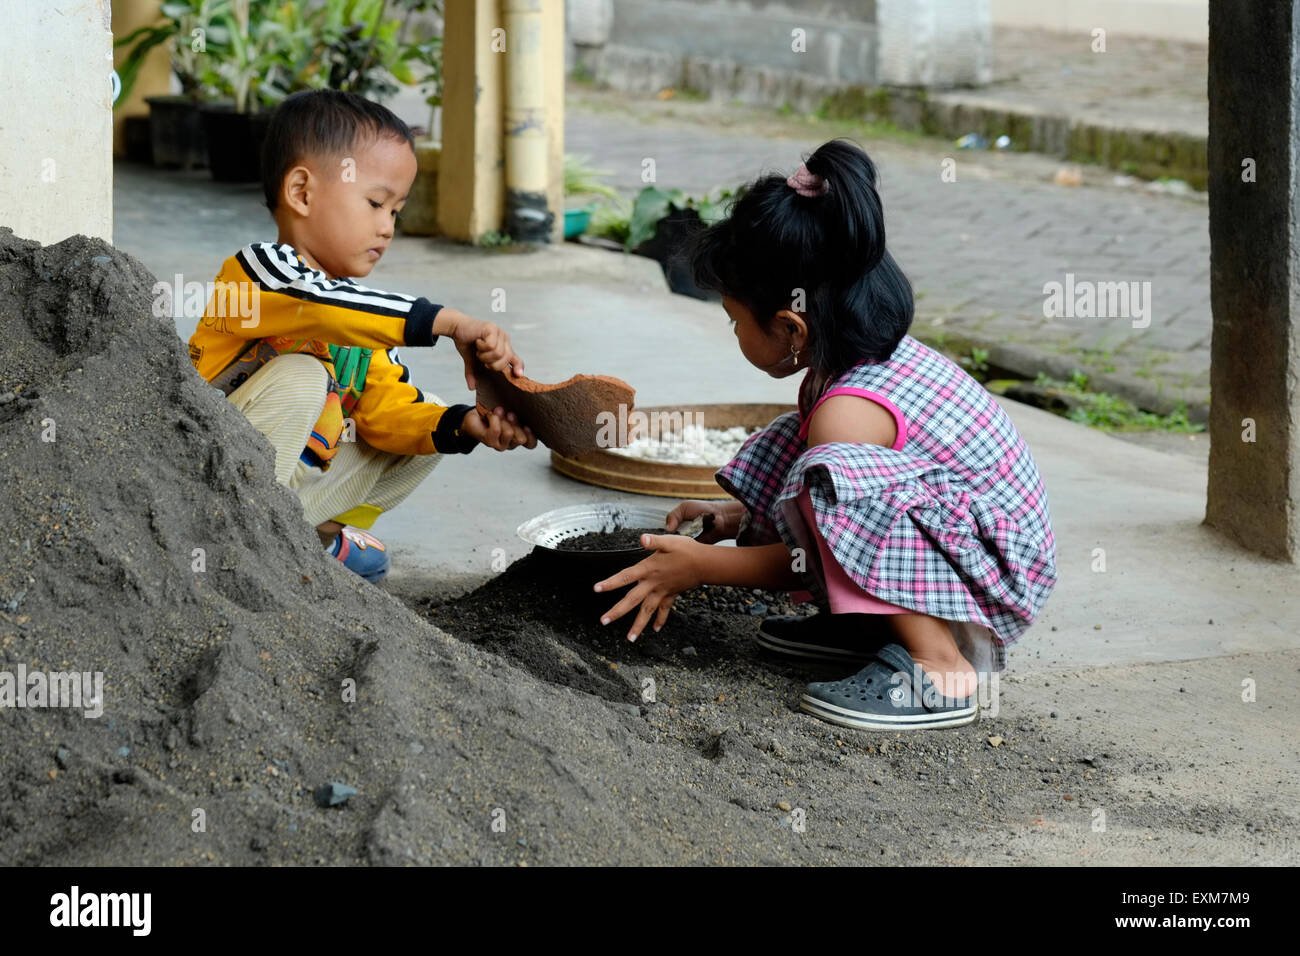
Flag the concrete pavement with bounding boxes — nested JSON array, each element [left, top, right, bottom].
[[563, 91, 1212, 421], [112, 158, 1294, 676], [109, 158, 1299, 848]]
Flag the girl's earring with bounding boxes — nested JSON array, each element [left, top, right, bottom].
[[791, 345, 800, 367]]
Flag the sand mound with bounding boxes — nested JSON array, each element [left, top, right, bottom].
[[0, 229, 837, 865], [1, 229, 1279, 866], [0, 229, 683, 864]]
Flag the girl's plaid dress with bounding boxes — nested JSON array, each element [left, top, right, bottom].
[[714, 334, 1059, 670]]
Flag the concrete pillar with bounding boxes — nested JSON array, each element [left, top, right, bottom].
[[0, 1, 114, 244], [111, 0, 172, 158], [1205, 0, 1300, 561], [877, 0, 992, 88], [438, 0, 564, 243]]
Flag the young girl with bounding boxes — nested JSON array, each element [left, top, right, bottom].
[[594, 139, 1058, 731]]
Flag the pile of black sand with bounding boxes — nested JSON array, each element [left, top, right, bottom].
[[554, 527, 664, 552], [0, 230, 1290, 866]]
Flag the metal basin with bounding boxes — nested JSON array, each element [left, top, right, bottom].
[[517, 502, 698, 571]]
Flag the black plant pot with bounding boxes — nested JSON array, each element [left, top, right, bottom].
[[123, 115, 153, 165], [145, 95, 208, 170], [200, 105, 272, 183], [633, 207, 719, 301]]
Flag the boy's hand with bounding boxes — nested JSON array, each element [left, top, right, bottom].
[[461, 404, 537, 451], [449, 314, 524, 390], [592, 535, 705, 641]]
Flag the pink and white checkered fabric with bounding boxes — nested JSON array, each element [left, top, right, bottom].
[[715, 334, 1059, 670]]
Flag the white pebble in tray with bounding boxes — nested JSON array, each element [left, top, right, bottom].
[[607, 424, 756, 467]]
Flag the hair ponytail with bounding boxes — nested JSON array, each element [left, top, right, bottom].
[[803, 140, 887, 276], [687, 138, 913, 377]]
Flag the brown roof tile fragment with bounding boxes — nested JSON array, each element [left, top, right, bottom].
[[474, 361, 636, 457]]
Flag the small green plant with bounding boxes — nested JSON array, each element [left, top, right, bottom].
[[201, 0, 435, 112], [587, 199, 632, 244], [1033, 371, 1204, 433], [317, 0, 420, 99], [626, 185, 735, 250], [564, 155, 619, 200], [1067, 395, 1200, 432], [962, 347, 990, 373], [213, 0, 283, 113], [113, 0, 232, 105], [475, 230, 514, 248]]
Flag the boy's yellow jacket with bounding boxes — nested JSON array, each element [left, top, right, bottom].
[[188, 242, 477, 459]]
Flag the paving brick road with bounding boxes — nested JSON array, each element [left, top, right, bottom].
[[566, 94, 1213, 419]]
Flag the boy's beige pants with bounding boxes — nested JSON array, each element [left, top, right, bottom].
[[227, 353, 440, 530]]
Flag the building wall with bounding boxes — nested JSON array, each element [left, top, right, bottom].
[[606, 0, 878, 85], [992, 0, 1207, 44], [0, 0, 114, 243]]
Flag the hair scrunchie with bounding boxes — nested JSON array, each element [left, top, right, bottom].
[[786, 162, 827, 197]]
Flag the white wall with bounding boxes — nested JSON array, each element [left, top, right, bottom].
[[878, 0, 992, 87], [0, 0, 114, 244], [992, 0, 1207, 43]]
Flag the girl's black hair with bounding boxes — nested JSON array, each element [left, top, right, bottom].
[[687, 139, 913, 377]]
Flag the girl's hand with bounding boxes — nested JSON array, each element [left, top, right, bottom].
[[461, 405, 537, 451], [593, 535, 704, 641], [453, 317, 524, 390], [665, 499, 745, 544]]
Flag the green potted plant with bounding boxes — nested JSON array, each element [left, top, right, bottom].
[[627, 186, 733, 299], [200, 0, 284, 181], [316, 0, 421, 98], [114, 0, 232, 169], [202, 0, 423, 183], [393, 1, 448, 235], [585, 199, 632, 248], [563, 154, 618, 239]]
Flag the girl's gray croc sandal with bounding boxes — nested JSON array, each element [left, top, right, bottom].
[[799, 642, 979, 731]]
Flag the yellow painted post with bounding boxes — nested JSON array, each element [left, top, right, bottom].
[[437, 0, 563, 243], [438, 0, 505, 241], [502, 0, 553, 241]]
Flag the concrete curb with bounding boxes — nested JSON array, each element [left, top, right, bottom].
[[920, 331, 1210, 425], [586, 44, 1208, 188], [825, 86, 1208, 189]]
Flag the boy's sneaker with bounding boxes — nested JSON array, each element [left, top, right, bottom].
[[755, 611, 889, 665], [328, 527, 390, 583]]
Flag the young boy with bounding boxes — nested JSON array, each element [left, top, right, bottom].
[[188, 89, 535, 583]]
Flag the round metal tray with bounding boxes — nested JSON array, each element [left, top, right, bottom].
[[549, 403, 795, 499]]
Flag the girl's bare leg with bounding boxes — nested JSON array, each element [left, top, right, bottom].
[[886, 612, 978, 699]]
